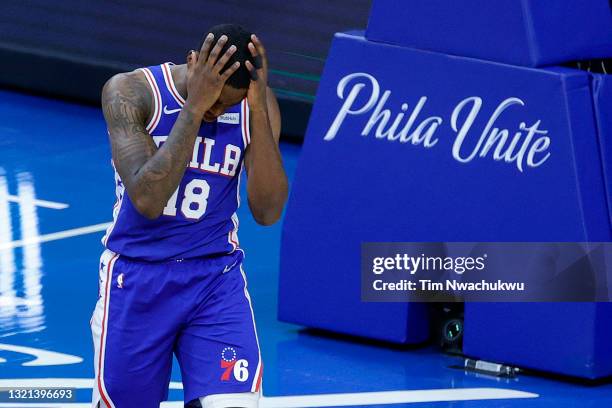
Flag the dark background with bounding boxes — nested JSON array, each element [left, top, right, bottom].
[[0, 0, 372, 137]]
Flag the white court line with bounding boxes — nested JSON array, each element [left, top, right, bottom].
[[0, 344, 82, 366], [5, 195, 68, 210], [259, 388, 539, 407], [0, 222, 111, 250], [0, 379, 538, 407]]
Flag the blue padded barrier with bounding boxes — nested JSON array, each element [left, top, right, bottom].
[[366, 0, 612, 67], [593, 74, 612, 228], [462, 74, 612, 380], [278, 32, 611, 345], [463, 303, 612, 379], [450, 74, 612, 379]]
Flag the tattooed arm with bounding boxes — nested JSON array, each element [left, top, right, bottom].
[[101, 34, 240, 219], [102, 71, 195, 219]]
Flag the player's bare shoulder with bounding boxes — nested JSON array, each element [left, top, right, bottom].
[[101, 69, 153, 133]]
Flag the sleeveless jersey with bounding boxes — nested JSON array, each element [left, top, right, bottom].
[[102, 62, 250, 261]]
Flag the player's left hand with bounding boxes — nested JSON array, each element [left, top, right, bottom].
[[245, 34, 268, 113]]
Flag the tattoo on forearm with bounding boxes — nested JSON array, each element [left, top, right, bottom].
[[136, 108, 199, 185], [103, 72, 201, 216]]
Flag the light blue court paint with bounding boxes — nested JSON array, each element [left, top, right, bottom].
[[0, 89, 611, 407]]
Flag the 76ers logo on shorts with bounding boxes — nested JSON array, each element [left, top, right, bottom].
[[220, 347, 249, 382]]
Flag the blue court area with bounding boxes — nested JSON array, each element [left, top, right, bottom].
[[1, 89, 611, 407]]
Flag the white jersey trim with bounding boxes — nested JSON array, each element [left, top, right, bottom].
[[241, 99, 251, 147], [139, 67, 162, 133], [161, 62, 186, 107]]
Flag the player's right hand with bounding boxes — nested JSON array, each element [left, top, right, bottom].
[[185, 33, 240, 114]]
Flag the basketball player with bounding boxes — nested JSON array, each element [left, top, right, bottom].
[[90, 24, 287, 408]]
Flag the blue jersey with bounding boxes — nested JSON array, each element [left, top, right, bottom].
[[102, 62, 251, 261]]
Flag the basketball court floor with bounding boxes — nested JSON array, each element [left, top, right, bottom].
[[1, 89, 611, 407]]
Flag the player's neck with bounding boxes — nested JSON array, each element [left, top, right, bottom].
[[170, 64, 188, 102]]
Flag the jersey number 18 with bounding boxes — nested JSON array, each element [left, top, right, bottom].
[[162, 179, 210, 220]]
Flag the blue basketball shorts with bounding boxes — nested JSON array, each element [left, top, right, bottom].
[[90, 249, 262, 408]]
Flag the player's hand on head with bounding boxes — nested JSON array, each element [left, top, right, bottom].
[[186, 33, 240, 114], [245, 34, 269, 112]]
